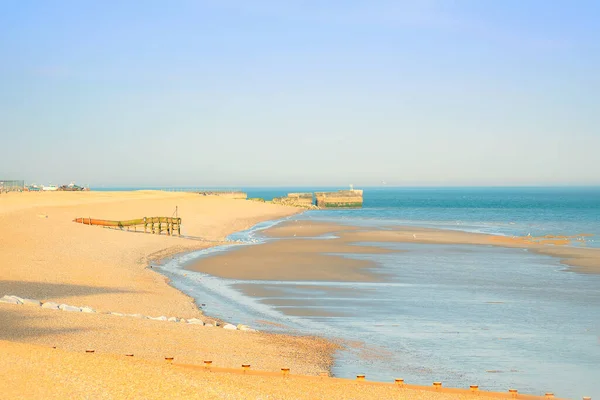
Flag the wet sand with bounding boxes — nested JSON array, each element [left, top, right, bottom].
[[188, 220, 599, 281], [186, 238, 398, 281]]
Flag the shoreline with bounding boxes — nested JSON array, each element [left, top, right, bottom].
[[0, 192, 340, 384], [180, 218, 599, 398], [186, 220, 600, 281], [1, 191, 595, 398]]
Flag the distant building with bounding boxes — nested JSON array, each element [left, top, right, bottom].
[[0, 180, 24, 193]]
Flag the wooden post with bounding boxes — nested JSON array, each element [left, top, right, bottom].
[[158, 220, 161, 235], [144, 217, 147, 233], [177, 218, 181, 235]]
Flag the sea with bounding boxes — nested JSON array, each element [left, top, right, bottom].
[[98, 186, 600, 398]]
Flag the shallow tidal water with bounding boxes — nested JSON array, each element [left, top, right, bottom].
[[159, 221, 600, 399], [154, 187, 600, 398]]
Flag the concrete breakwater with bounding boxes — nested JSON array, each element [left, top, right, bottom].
[[315, 189, 363, 208], [272, 193, 316, 208], [271, 190, 363, 209]]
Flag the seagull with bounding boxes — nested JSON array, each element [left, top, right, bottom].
[[412, 234, 417, 239]]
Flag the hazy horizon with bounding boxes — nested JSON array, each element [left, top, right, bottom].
[[1, 1, 599, 187]]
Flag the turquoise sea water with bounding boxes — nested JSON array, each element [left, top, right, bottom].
[[247, 187, 600, 247], [137, 187, 599, 398]]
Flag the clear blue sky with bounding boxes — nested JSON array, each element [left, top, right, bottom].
[[1, 1, 599, 186]]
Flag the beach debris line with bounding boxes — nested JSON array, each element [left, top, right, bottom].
[[73, 216, 182, 236], [0, 294, 258, 332]]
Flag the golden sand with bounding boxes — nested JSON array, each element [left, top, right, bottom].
[[0, 340, 558, 400], [0, 193, 586, 398]]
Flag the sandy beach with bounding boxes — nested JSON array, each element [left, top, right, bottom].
[[0, 191, 338, 398], [0, 192, 585, 399], [2, 339, 532, 400]]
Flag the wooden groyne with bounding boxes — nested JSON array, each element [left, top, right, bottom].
[[315, 189, 363, 208], [74, 217, 182, 236]]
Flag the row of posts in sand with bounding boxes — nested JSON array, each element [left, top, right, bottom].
[[74, 217, 182, 236]]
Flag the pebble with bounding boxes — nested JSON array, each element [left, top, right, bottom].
[[0, 295, 22, 305], [59, 304, 81, 312], [22, 298, 42, 306], [2, 294, 239, 331], [41, 301, 60, 310]]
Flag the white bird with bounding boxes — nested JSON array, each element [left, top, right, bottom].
[[412, 234, 417, 239]]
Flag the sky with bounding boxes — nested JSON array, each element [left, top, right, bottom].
[[1, 0, 599, 187]]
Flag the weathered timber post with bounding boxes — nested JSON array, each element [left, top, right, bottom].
[[144, 217, 147, 233], [177, 218, 181, 236]]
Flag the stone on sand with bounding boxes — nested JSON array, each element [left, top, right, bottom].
[[148, 316, 167, 321], [0, 295, 22, 305], [41, 301, 60, 310], [186, 318, 204, 325], [168, 317, 179, 322], [59, 304, 81, 312], [22, 298, 42, 307], [223, 324, 237, 330], [81, 307, 95, 313]]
